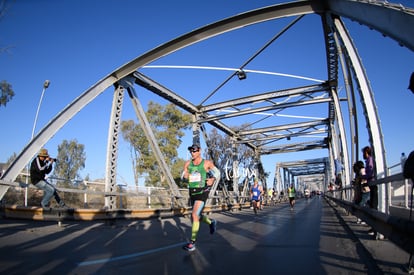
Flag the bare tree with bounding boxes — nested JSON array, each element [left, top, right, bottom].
[[0, 0, 15, 107], [205, 125, 268, 190], [0, 0, 14, 54]]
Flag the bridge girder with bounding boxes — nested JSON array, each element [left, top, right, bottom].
[[1, 0, 411, 208]]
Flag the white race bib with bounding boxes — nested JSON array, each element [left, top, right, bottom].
[[189, 171, 201, 183]]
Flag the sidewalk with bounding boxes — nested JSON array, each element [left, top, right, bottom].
[[333, 204, 412, 274]]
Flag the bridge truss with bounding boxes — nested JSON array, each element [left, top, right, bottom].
[[1, 0, 413, 210]]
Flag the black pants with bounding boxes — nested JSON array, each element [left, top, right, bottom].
[[369, 185, 378, 210]]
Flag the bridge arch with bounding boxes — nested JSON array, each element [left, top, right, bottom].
[[1, 0, 413, 210]]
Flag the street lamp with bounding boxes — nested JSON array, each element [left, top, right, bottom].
[[31, 80, 50, 138], [25, 80, 51, 206]]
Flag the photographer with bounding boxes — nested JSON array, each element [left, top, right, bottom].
[[30, 148, 67, 209]]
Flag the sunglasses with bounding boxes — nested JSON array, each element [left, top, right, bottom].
[[190, 149, 199, 153]]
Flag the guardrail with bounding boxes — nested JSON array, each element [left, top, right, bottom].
[[325, 195, 414, 255], [325, 172, 414, 272], [1, 178, 254, 209], [328, 172, 413, 217], [0, 178, 256, 222]]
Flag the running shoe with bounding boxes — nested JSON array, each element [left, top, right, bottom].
[[183, 241, 196, 251], [210, 219, 217, 234]]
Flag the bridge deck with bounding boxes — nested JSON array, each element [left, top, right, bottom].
[[0, 196, 410, 274]]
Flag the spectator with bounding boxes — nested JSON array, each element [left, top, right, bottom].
[[30, 148, 67, 210], [353, 160, 370, 225], [362, 146, 379, 237]]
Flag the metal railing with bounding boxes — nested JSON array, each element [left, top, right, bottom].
[[0, 176, 254, 210], [324, 172, 414, 267]]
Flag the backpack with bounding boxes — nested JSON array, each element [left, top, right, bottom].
[[403, 151, 414, 179]]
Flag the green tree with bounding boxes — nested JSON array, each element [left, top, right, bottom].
[[53, 139, 86, 185], [121, 101, 192, 188], [0, 80, 14, 107]]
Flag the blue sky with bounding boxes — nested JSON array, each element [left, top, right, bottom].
[[1, 0, 413, 187]]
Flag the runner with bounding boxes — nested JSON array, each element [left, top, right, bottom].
[[182, 144, 220, 251], [250, 179, 263, 215], [288, 184, 296, 210]]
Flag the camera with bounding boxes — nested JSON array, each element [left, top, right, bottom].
[[48, 157, 58, 162]]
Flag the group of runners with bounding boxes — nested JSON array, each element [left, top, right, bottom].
[[250, 179, 296, 213]]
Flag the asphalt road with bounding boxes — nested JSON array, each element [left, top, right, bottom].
[[0, 196, 409, 274]]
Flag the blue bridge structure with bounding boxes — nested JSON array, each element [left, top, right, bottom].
[[0, 1, 413, 273]]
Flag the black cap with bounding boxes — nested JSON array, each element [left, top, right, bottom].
[[188, 144, 201, 151]]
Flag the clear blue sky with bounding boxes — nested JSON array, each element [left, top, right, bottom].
[[1, 0, 413, 187]]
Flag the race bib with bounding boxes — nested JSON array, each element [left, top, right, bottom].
[[189, 171, 202, 183]]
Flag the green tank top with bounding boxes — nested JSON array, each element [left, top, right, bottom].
[[188, 159, 207, 188], [288, 187, 296, 197]]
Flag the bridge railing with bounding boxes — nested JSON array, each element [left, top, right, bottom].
[[0, 177, 255, 211], [324, 172, 414, 258], [328, 172, 413, 215]]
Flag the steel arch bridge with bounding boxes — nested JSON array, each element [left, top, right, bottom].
[[1, 0, 413, 210]]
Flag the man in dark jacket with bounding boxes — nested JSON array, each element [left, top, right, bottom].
[[30, 148, 66, 209]]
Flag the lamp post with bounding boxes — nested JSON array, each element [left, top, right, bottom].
[[31, 80, 50, 138], [24, 80, 50, 206]]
